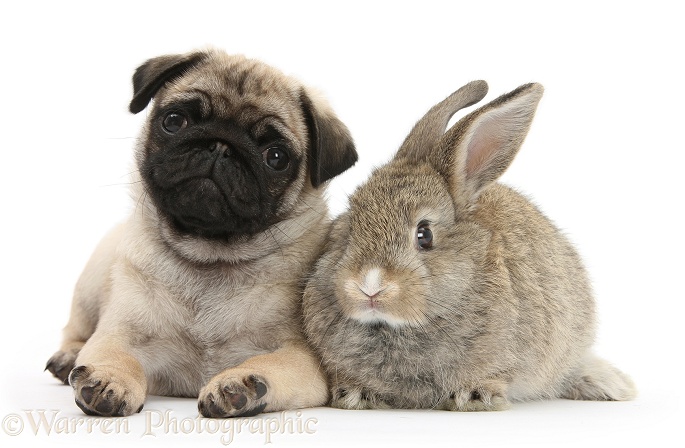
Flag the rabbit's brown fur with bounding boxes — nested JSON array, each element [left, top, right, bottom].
[[302, 81, 635, 410]]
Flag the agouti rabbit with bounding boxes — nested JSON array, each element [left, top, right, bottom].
[[302, 81, 636, 411]]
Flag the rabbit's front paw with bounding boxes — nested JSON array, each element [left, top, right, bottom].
[[442, 383, 511, 412], [330, 387, 391, 410]]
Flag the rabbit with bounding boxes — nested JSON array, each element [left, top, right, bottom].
[[302, 81, 636, 411]]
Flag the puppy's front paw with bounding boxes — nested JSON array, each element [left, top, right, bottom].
[[198, 373, 269, 418], [68, 365, 145, 417], [46, 350, 79, 384], [441, 384, 511, 412]]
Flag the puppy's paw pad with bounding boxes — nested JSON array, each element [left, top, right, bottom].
[[199, 374, 269, 418], [69, 365, 144, 417], [45, 350, 79, 384]]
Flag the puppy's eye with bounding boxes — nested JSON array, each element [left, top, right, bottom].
[[162, 113, 188, 134], [262, 146, 290, 171], [417, 222, 433, 250]]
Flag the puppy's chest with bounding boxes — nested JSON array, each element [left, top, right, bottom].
[[175, 277, 285, 342], [139, 262, 299, 391]]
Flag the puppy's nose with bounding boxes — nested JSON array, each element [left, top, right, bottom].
[[210, 141, 232, 157]]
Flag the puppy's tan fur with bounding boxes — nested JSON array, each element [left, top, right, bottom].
[[47, 49, 356, 417]]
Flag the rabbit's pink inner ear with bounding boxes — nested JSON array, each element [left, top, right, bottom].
[[442, 83, 543, 208], [464, 115, 506, 181]]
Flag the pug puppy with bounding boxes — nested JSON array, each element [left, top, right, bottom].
[[45, 49, 357, 418]]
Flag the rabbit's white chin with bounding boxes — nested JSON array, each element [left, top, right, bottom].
[[349, 309, 410, 328]]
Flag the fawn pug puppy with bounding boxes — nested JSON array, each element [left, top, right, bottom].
[[46, 49, 357, 417]]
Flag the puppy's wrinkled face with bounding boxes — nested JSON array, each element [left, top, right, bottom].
[[138, 54, 309, 240]]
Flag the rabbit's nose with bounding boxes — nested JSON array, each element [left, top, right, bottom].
[[359, 267, 386, 298], [359, 285, 384, 299]]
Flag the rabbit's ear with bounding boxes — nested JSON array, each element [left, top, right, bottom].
[[439, 83, 544, 209], [397, 81, 488, 161]]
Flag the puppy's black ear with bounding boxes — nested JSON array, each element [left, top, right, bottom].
[[129, 52, 208, 114], [300, 90, 357, 188]]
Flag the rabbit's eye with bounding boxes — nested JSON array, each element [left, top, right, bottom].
[[417, 222, 433, 250]]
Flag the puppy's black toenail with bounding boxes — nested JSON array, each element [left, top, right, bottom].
[[69, 365, 89, 384], [96, 399, 114, 414], [208, 400, 226, 417], [136, 404, 144, 413], [234, 402, 267, 418], [470, 390, 481, 401], [252, 377, 268, 399], [198, 400, 208, 416], [114, 401, 127, 417], [80, 386, 96, 404], [75, 399, 98, 416]]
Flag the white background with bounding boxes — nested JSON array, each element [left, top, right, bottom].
[[1, 1, 683, 447]]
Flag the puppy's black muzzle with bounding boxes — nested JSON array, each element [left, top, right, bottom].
[[142, 124, 273, 239]]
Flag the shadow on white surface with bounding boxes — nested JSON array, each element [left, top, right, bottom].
[[1, 363, 677, 448]]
